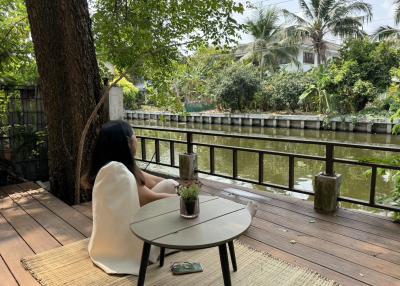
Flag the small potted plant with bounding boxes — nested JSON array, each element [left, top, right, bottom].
[[178, 183, 200, 218]]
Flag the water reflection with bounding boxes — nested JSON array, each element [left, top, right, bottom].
[[131, 119, 400, 214]]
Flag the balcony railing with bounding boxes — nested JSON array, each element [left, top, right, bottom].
[[132, 125, 400, 212]]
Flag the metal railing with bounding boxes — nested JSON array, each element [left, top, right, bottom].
[[132, 125, 400, 212], [0, 86, 48, 182]]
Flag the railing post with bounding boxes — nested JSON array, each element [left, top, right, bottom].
[[187, 132, 193, 154], [325, 144, 334, 176], [232, 149, 238, 179], [288, 155, 295, 190], [258, 152, 264, 184], [370, 166, 377, 206], [141, 138, 146, 161], [210, 146, 215, 174], [169, 141, 175, 166], [155, 139, 160, 163], [180, 131, 197, 180], [314, 143, 342, 214]]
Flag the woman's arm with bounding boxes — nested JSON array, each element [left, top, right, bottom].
[[137, 183, 176, 206], [141, 171, 164, 189]]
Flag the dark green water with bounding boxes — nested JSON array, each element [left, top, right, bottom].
[[130, 119, 400, 215]]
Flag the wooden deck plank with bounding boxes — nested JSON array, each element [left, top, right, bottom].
[[201, 179, 400, 235], [204, 186, 400, 265], [0, 254, 19, 286], [202, 184, 400, 253], [22, 186, 92, 238], [0, 213, 39, 286], [252, 216, 400, 279], [72, 202, 92, 220], [2, 185, 85, 245], [0, 186, 61, 254], [2, 181, 400, 286], [246, 226, 400, 286], [77, 189, 400, 286], [255, 207, 400, 265], [239, 236, 368, 286]]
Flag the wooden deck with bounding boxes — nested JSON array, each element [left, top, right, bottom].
[[1, 180, 400, 286]]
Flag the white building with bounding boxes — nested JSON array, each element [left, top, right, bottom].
[[234, 38, 340, 72]]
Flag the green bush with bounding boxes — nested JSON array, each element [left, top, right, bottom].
[[257, 72, 312, 112], [319, 38, 400, 114], [349, 80, 379, 112], [209, 64, 261, 112], [117, 78, 140, 110]]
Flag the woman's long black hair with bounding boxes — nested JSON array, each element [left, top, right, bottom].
[[88, 120, 145, 186]]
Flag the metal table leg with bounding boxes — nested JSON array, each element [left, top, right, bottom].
[[218, 243, 232, 286], [137, 242, 151, 286], [159, 247, 165, 267], [228, 241, 237, 272]]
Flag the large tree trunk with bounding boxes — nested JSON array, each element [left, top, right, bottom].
[[25, 0, 105, 204]]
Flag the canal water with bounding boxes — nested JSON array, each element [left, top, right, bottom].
[[130, 119, 400, 215]]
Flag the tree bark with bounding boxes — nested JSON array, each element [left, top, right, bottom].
[[25, 0, 105, 204]]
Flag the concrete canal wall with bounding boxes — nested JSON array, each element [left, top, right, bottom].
[[124, 110, 398, 134]]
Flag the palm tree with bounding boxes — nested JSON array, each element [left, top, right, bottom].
[[245, 8, 299, 78], [374, 0, 400, 40], [283, 0, 372, 65]]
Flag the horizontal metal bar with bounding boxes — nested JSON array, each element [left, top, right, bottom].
[[136, 136, 184, 145], [131, 124, 400, 153], [338, 196, 400, 212], [334, 158, 400, 170]]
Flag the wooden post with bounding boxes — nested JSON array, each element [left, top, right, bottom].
[[314, 173, 342, 213], [179, 153, 198, 181]]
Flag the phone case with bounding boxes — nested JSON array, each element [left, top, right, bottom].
[[171, 262, 203, 275]]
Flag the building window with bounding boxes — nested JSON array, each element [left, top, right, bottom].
[[303, 52, 314, 64]]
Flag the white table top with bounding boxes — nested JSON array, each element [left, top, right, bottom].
[[130, 195, 251, 249]]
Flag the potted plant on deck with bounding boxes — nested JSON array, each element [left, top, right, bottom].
[[179, 183, 200, 219]]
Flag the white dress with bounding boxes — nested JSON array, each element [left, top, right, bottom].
[[88, 161, 160, 274]]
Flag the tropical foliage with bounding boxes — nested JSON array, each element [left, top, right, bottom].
[[257, 71, 312, 112], [245, 8, 299, 77], [374, 0, 400, 40], [172, 47, 234, 103], [298, 38, 400, 114], [209, 63, 261, 112], [0, 0, 37, 85], [283, 0, 372, 65], [92, 0, 244, 83]]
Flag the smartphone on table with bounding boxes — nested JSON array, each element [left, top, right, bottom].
[[171, 262, 203, 275]]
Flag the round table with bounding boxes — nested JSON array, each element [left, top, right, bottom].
[[130, 195, 252, 286]]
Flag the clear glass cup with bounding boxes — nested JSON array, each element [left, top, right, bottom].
[[180, 197, 200, 219]]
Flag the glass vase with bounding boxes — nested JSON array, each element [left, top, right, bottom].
[[180, 197, 199, 219]]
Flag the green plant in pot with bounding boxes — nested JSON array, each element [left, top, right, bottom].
[[179, 183, 200, 218]]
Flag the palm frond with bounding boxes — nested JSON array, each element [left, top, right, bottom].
[[330, 17, 365, 37], [330, 1, 372, 24], [282, 9, 308, 26], [318, 0, 335, 20], [310, 0, 322, 18], [299, 0, 314, 19], [373, 25, 400, 40]]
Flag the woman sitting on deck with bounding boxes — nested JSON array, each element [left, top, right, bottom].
[[88, 120, 179, 206], [86, 120, 178, 275]]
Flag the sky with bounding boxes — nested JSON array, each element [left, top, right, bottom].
[[235, 0, 398, 44]]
